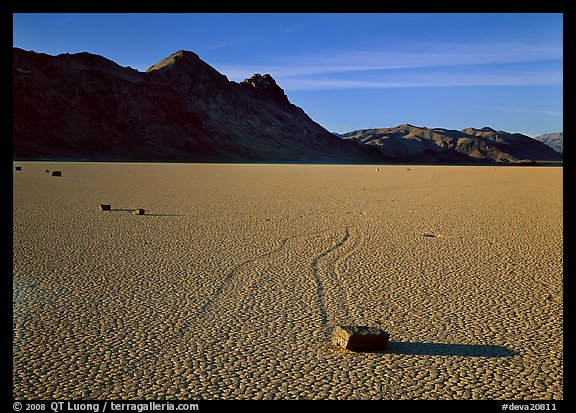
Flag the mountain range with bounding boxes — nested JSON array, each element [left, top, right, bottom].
[[13, 48, 381, 164], [340, 125, 562, 165], [13, 48, 562, 165], [533, 133, 563, 154]]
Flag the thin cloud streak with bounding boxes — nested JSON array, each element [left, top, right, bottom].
[[215, 39, 562, 82], [290, 40, 562, 70], [221, 68, 562, 90], [203, 36, 263, 51], [279, 73, 562, 90], [477, 105, 563, 117]]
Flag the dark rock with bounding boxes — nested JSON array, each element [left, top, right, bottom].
[[51, 171, 62, 176], [15, 166, 21, 171], [239, 73, 291, 107], [133, 208, 145, 215], [99, 204, 111, 211], [332, 325, 390, 352]]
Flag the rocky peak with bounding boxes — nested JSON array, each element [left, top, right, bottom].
[[145, 50, 202, 72], [239, 73, 291, 107], [461, 126, 498, 136], [397, 123, 426, 131], [241, 73, 277, 88], [145, 49, 229, 93]]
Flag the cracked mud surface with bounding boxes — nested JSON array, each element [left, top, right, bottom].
[[13, 163, 563, 399]]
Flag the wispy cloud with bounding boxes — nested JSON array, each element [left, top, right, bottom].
[[213, 39, 562, 90], [219, 64, 562, 90], [284, 40, 561, 72], [477, 105, 563, 117], [202, 36, 262, 51], [278, 69, 562, 90]]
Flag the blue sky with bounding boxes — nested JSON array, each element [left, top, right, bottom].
[[13, 13, 563, 137]]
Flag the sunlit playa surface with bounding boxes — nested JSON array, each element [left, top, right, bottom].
[[13, 162, 563, 399]]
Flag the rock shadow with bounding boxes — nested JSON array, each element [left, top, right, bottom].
[[383, 341, 517, 357], [143, 213, 181, 217], [109, 208, 180, 217]]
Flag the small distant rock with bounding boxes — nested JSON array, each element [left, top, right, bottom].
[[375, 168, 380, 172], [15, 166, 21, 171], [332, 325, 390, 352], [51, 171, 62, 176], [45, 169, 50, 173], [133, 208, 145, 215], [99, 204, 111, 211]]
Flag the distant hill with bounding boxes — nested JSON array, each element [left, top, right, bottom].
[[533, 133, 563, 153], [13, 48, 382, 164], [340, 125, 563, 165]]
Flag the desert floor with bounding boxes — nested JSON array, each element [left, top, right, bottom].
[[13, 162, 563, 400]]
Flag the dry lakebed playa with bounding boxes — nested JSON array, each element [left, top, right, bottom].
[[12, 162, 563, 400]]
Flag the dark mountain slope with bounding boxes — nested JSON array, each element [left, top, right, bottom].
[[13, 48, 383, 163]]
